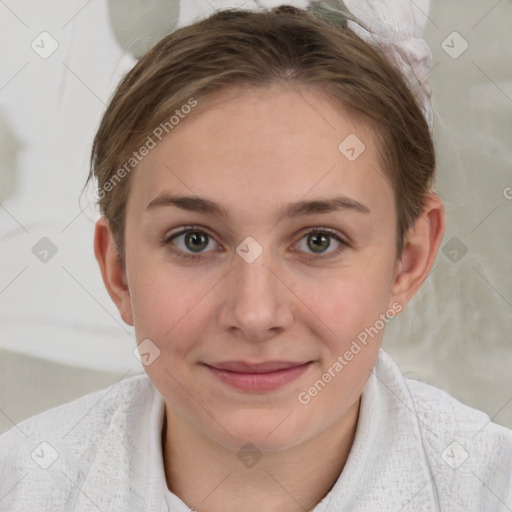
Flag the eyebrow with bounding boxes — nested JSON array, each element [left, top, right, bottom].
[[145, 194, 371, 219]]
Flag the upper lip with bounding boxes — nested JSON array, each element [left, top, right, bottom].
[[205, 360, 311, 373]]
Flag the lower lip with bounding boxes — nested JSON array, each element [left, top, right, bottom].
[[204, 362, 312, 391]]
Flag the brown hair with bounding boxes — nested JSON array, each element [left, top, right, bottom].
[[86, 3, 435, 265]]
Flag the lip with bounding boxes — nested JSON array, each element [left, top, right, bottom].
[[203, 360, 313, 391]]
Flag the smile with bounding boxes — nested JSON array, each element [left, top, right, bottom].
[[203, 361, 313, 392]]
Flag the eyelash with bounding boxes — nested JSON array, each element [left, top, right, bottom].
[[160, 225, 348, 261]]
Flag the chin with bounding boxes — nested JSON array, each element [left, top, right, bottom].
[[207, 411, 312, 452]]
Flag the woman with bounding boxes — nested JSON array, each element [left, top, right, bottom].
[[1, 1, 511, 510]]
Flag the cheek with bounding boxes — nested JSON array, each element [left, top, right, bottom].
[[296, 273, 388, 419], [127, 262, 211, 393], [127, 253, 216, 349], [306, 263, 393, 340], [298, 266, 394, 401]]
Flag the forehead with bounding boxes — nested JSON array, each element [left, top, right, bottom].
[[128, 83, 393, 219]]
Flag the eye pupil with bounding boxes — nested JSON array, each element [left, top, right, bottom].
[[185, 231, 208, 252], [308, 233, 330, 253]]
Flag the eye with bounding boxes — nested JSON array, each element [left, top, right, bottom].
[[162, 227, 220, 260], [294, 228, 348, 257], [161, 226, 348, 261]]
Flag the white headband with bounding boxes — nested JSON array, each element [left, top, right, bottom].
[[177, 0, 434, 131], [341, 0, 434, 131]]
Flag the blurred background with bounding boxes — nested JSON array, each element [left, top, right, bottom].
[[0, 0, 511, 435]]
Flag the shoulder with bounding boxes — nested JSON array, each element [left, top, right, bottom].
[[401, 363, 512, 507], [0, 371, 153, 444], [375, 351, 512, 452], [0, 372, 157, 510], [404, 373, 512, 451]]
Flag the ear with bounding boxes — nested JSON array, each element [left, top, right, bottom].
[[94, 216, 134, 326], [388, 193, 446, 308]]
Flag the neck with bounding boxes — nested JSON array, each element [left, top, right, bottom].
[[162, 399, 360, 512]]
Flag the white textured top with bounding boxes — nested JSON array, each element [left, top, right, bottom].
[[1, 350, 511, 511]]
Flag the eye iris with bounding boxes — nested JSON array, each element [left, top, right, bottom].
[[180, 231, 334, 254], [185, 231, 208, 252], [308, 233, 330, 253]]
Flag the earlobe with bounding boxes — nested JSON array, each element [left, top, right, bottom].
[[389, 193, 446, 306], [93, 217, 134, 326]]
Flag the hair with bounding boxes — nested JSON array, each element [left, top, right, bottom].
[[86, 2, 435, 266]]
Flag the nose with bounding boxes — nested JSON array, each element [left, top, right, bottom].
[[218, 247, 294, 342]]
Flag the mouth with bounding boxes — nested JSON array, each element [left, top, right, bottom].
[[202, 360, 313, 392]]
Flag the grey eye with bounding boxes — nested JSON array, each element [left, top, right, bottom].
[[295, 230, 345, 255], [307, 232, 331, 253], [184, 231, 209, 252], [169, 230, 216, 254]]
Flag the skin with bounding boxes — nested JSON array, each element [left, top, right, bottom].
[[94, 83, 445, 512]]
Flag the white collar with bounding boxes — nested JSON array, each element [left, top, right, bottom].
[[138, 350, 440, 511]]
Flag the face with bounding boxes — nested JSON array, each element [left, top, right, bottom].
[[117, 84, 405, 451]]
